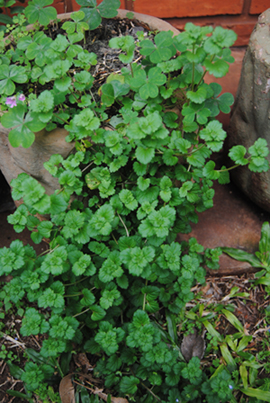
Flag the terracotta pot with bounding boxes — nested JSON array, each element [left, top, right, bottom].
[[0, 126, 74, 198], [0, 10, 180, 198]]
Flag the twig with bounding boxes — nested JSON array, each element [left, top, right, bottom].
[[0, 377, 10, 388], [1, 334, 26, 349], [253, 327, 270, 336], [31, 335, 41, 349], [0, 360, 6, 375]]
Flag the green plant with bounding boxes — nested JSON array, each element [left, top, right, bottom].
[[0, 344, 14, 360], [0, 0, 26, 28], [0, 1, 270, 401], [223, 221, 270, 291], [183, 299, 270, 402]]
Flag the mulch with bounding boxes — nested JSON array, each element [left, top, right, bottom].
[[1, 272, 270, 402]]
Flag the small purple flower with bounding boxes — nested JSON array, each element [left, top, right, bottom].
[[18, 94, 25, 101], [229, 385, 233, 390], [176, 400, 179, 402], [5, 96, 17, 108]]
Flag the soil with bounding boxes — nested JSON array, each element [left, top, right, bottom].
[[15, 16, 151, 112]]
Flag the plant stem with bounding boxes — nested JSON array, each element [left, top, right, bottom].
[[52, 113, 69, 124], [143, 293, 146, 311], [81, 161, 94, 173], [117, 213, 129, 237], [140, 381, 162, 402], [197, 54, 216, 87], [112, 233, 119, 244], [142, 280, 148, 311], [218, 163, 243, 172], [54, 358, 64, 378], [73, 307, 91, 318], [64, 277, 90, 286], [130, 62, 134, 77]]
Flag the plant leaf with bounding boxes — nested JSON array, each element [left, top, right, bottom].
[[220, 343, 237, 370], [221, 247, 264, 268], [240, 387, 270, 401], [59, 374, 75, 403], [222, 309, 244, 332]]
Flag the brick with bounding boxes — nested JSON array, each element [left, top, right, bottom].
[[133, 0, 244, 19], [71, 0, 125, 11], [227, 21, 256, 46], [53, 0, 66, 13], [250, 0, 270, 15], [177, 181, 265, 276], [11, 0, 70, 14], [204, 49, 246, 130]]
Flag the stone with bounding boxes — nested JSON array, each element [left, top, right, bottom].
[[178, 181, 270, 276], [0, 126, 74, 196], [227, 9, 270, 212], [0, 170, 15, 213]]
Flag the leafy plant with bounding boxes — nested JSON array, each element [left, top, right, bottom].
[[0, 1, 269, 401], [223, 221, 270, 290], [0, 0, 26, 28]]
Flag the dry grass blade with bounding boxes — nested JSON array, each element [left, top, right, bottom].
[[74, 353, 93, 373], [73, 380, 129, 403], [59, 374, 75, 403], [92, 388, 129, 403]]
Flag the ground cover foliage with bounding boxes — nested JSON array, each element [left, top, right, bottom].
[[0, 0, 270, 401]]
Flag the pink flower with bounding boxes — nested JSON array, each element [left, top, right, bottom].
[[18, 94, 25, 101], [5, 96, 17, 108]]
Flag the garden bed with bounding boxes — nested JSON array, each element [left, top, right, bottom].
[[1, 3, 270, 401], [1, 181, 270, 402]]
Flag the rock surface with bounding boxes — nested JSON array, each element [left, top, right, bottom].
[[178, 181, 270, 276], [0, 127, 74, 196], [227, 8, 270, 212]]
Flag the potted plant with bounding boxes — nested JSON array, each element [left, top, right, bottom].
[[0, 3, 180, 197], [0, 1, 269, 401]]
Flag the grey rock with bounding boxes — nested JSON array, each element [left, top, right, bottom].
[[0, 201, 15, 213], [0, 126, 75, 198], [227, 8, 270, 212], [180, 328, 205, 362]]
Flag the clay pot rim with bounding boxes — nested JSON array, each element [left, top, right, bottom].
[[57, 9, 180, 36], [4, 9, 180, 39]]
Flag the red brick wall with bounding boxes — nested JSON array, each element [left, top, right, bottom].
[[131, 0, 270, 47], [133, 0, 244, 18], [66, 0, 270, 46], [250, 0, 270, 14], [9, 0, 269, 46]]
